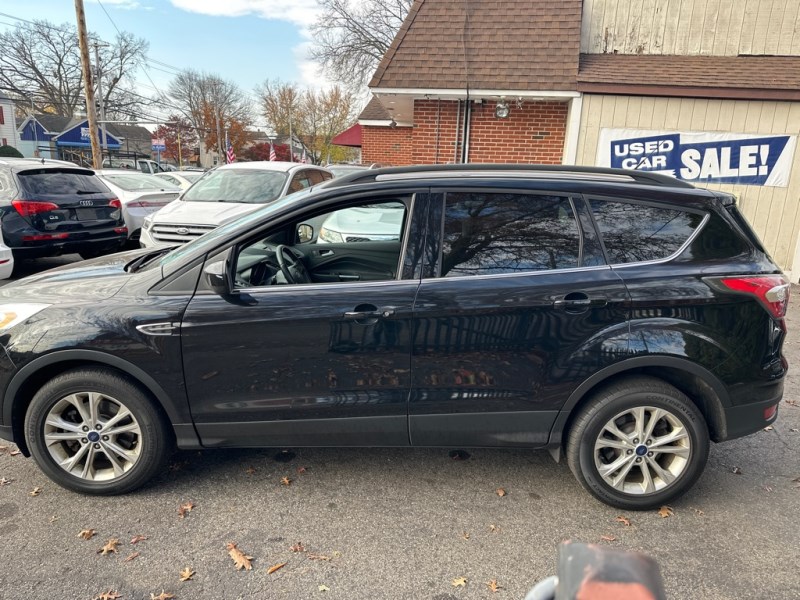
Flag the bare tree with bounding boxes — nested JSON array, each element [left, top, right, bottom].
[[168, 70, 252, 156], [257, 79, 357, 164], [0, 20, 148, 117], [309, 0, 413, 90]]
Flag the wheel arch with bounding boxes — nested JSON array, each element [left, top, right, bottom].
[[548, 356, 730, 453], [4, 350, 200, 455]]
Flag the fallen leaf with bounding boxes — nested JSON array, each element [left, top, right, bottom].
[[131, 535, 148, 544], [281, 476, 292, 486], [93, 591, 122, 600], [318, 584, 330, 592], [615, 516, 632, 527], [49, 515, 59, 523], [487, 579, 502, 593], [732, 466, 743, 475], [461, 531, 470, 540], [226, 542, 253, 571], [290, 542, 306, 553], [98, 539, 121, 555], [763, 425, 774, 431], [29, 487, 42, 497], [0, 477, 12, 486], [600, 534, 617, 542], [449, 449, 471, 460], [763, 484, 774, 492], [78, 528, 96, 540], [692, 507, 705, 516], [180, 567, 195, 582], [785, 399, 798, 407], [124, 551, 140, 562], [489, 524, 500, 533], [657, 506, 674, 518], [297, 466, 307, 474], [150, 592, 175, 600], [308, 553, 331, 561], [9, 450, 21, 456], [495, 488, 506, 497], [267, 562, 287, 575], [790, 428, 799, 432], [451, 577, 467, 588], [245, 466, 257, 475], [178, 501, 195, 518]]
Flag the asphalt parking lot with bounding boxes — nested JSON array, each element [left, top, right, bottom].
[[0, 257, 798, 600]]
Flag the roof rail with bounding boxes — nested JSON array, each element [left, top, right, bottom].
[[324, 163, 695, 189]]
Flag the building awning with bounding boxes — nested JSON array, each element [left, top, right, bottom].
[[332, 124, 362, 147]]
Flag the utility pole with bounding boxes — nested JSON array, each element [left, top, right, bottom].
[[74, 0, 101, 169], [93, 41, 109, 155]]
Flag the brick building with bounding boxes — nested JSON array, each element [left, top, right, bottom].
[[360, 0, 800, 280]]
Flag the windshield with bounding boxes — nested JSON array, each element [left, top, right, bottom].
[[328, 165, 368, 178], [159, 185, 317, 268], [102, 173, 181, 191], [181, 169, 288, 204], [179, 172, 203, 182]]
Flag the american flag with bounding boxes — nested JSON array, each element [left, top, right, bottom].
[[226, 136, 236, 164], [269, 142, 277, 161]]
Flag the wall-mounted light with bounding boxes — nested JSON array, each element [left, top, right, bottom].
[[495, 98, 510, 119], [389, 117, 397, 129]]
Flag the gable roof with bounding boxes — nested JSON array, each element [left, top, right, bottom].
[[358, 96, 391, 121], [105, 122, 152, 141], [369, 0, 582, 91], [578, 54, 800, 101], [29, 114, 73, 134]]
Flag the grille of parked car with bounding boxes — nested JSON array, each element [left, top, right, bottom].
[[151, 223, 217, 244]]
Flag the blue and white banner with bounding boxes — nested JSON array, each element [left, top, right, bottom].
[[596, 128, 797, 187]]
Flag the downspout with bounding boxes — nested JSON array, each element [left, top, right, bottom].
[[435, 98, 441, 164], [453, 99, 462, 164], [461, 97, 472, 164]]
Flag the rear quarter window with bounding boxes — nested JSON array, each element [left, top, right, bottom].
[[17, 170, 110, 196], [590, 199, 704, 264]]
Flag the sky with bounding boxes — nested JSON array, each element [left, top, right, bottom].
[[0, 0, 332, 123]]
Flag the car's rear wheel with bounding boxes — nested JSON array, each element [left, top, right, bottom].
[[25, 368, 172, 495], [566, 376, 709, 510]]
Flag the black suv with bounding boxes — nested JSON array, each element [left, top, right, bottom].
[[0, 158, 127, 262], [0, 165, 788, 509]]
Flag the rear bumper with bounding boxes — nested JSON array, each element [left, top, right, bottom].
[[719, 379, 783, 441], [9, 230, 127, 258]]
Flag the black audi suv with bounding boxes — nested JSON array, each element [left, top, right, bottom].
[[0, 164, 788, 509]]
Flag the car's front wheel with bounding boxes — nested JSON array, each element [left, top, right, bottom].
[[566, 376, 709, 510], [25, 368, 172, 495]]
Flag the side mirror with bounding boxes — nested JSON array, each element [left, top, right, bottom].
[[203, 260, 230, 295], [297, 224, 313, 243]]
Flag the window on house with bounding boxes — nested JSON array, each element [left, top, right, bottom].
[[0, 107, 4, 125]]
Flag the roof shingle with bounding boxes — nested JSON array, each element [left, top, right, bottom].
[[370, 0, 581, 91], [578, 54, 800, 95]]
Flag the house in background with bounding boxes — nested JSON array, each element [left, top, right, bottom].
[[359, 0, 800, 280], [17, 114, 153, 164], [0, 93, 19, 149]]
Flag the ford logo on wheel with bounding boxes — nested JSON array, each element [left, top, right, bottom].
[[79, 200, 94, 206], [175, 227, 190, 236]]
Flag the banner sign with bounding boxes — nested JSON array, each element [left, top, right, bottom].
[[596, 128, 797, 187], [151, 138, 166, 152]]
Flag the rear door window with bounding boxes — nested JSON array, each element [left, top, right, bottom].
[[590, 200, 704, 264], [440, 192, 586, 277], [17, 170, 110, 196]]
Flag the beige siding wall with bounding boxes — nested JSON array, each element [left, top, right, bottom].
[[575, 94, 800, 276], [581, 0, 800, 56]]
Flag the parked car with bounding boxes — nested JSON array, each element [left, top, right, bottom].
[[94, 170, 182, 244], [139, 161, 333, 248], [0, 164, 787, 509], [154, 171, 204, 190], [0, 157, 127, 264], [102, 158, 170, 174], [326, 163, 383, 178]]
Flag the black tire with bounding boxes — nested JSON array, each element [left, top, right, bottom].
[[566, 376, 709, 510], [24, 368, 173, 495]]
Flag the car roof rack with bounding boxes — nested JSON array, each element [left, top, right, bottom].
[[324, 163, 695, 189]]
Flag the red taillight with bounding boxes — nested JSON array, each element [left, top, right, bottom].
[[126, 200, 165, 208], [22, 233, 69, 241], [109, 198, 122, 209], [114, 227, 128, 234], [764, 404, 778, 420], [12, 199, 59, 217], [719, 275, 790, 318]]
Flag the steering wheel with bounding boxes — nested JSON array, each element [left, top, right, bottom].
[[275, 245, 311, 284]]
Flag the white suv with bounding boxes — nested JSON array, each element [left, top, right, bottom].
[[140, 162, 333, 247]]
